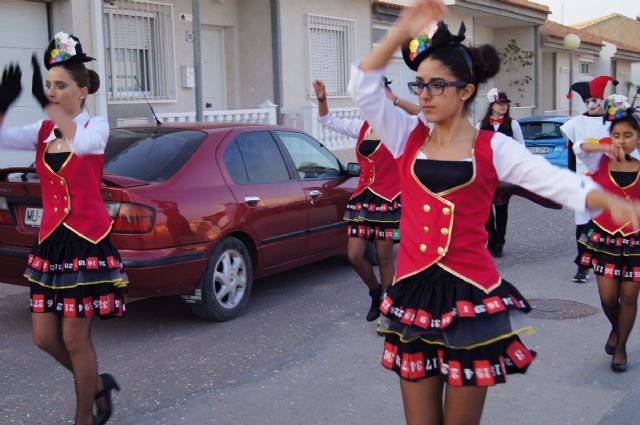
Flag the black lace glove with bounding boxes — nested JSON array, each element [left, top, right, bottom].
[[31, 55, 49, 109], [0, 63, 22, 115]]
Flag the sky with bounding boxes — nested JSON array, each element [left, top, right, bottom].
[[538, 0, 640, 25]]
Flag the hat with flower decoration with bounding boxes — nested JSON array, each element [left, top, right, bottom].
[[603, 94, 639, 125], [486, 88, 510, 104], [43, 32, 95, 70], [566, 75, 618, 101], [401, 21, 472, 75]]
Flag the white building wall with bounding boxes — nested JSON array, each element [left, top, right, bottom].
[[493, 26, 536, 119], [278, 0, 371, 110]]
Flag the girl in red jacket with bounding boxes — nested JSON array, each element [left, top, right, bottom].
[[350, 1, 640, 423], [0, 33, 123, 425], [313, 78, 419, 321], [574, 94, 640, 373]]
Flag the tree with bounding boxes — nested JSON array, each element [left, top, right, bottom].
[[501, 39, 534, 107]]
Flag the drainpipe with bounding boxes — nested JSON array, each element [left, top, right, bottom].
[[270, 0, 283, 124], [193, 0, 203, 121], [533, 25, 540, 116], [90, 0, 109, 118]]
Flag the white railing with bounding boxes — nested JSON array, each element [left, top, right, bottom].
[[509, 105, 537, 119], [282, 101, 362, 150], [155, 100, 277, 125], [542, 108, 570, 117]]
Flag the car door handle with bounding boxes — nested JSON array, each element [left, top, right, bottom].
[[244, 196, 261, 206], [309, 190, 321, 198]]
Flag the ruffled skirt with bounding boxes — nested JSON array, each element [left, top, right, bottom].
[[344, 189, 400, 241], [576, 221, 640, 281], [377, 264, 536, 386], [24, 225, 128, 318]]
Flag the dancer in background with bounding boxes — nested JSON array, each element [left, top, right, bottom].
[[561, 76, 617, 283], [313, 78, 417, 322], [574, 94, 640, 373], [349, 1, 640, 423], [0, 32, 124, 425], [478, 89, 523, 257]]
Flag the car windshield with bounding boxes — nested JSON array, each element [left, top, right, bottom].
[[104, 128, 206, 182], [521, 122, 563, 140]]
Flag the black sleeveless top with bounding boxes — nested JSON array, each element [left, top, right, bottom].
[[358, 139, 381, 157], [414, 159, 473, 193], [44, 152, 71, 173]]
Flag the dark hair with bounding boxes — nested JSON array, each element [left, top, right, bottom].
[[480, 101, 512, 132], [429, 44, 500, 106], [59, 62, 100, 95], [611, 115, 640, 133]]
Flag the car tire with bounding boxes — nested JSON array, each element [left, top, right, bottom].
[[190, 237, 253, 321]]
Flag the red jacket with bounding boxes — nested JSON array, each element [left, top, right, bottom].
[[352, 122, 401, 201], [36, 120, 113, 244], [591, 155, 640, 236], [395, 123, 501, 292]]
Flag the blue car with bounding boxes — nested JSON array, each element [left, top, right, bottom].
[[519, 115, 571, 168]]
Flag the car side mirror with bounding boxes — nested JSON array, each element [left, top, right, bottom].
[[346, 162, 360, 177]]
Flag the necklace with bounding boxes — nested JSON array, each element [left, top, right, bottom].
[[57, 139, 62, 151]]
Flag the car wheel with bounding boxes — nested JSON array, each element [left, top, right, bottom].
[[190, 237, 253, 321]]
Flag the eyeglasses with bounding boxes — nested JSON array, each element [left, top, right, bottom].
[[407, 80, 468, 97]]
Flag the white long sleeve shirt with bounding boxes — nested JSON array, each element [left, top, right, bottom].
[[348, 63, 599, 214], [0, 111, 109, 155], [317, 113, 364, 139]]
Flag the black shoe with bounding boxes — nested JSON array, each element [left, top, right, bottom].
[[366, 288, 382, 322], [611, 360, 627, 373], [492, 243, 504, 258], [95, 373, 120, 425], [573, 268, 588, 283]]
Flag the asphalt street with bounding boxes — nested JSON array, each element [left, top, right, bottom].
[[0, 196, 638, 425]]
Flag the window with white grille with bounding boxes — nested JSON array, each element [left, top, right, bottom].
[[308, 14, 355, 97], [103, 0, 176, 103]]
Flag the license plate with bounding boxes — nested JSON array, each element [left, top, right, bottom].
[[24, 207, 43, 227], [528, 146, 550, 154]]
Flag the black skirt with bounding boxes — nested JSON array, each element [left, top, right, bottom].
[[377, 264, 536, 386], [576, 220, 640, 281], [25, 225, 128, 318], [344, 188, 400, 241]]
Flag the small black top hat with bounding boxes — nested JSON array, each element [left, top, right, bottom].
[[44, 32, 95, 70]]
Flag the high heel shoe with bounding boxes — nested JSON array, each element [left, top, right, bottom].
[[611, 360, 627, 373], [95, 373, 121, 425], [366, 288, 382, 322]]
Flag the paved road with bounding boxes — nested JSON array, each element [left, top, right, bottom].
[[0, 197, 637, 425]]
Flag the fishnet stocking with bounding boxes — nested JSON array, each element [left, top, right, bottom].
[[32, 313, 103, 425]]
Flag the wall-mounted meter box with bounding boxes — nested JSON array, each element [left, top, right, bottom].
[[181, 65, 195, 88]]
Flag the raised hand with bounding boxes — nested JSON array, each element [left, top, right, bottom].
[[395, 0, 448, 38], [313, 80, 326, 101], [31, 54, 49, 109], [0, 64, 22, 115]]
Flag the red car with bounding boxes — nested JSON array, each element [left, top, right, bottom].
[[0, 123, 357, 320]]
